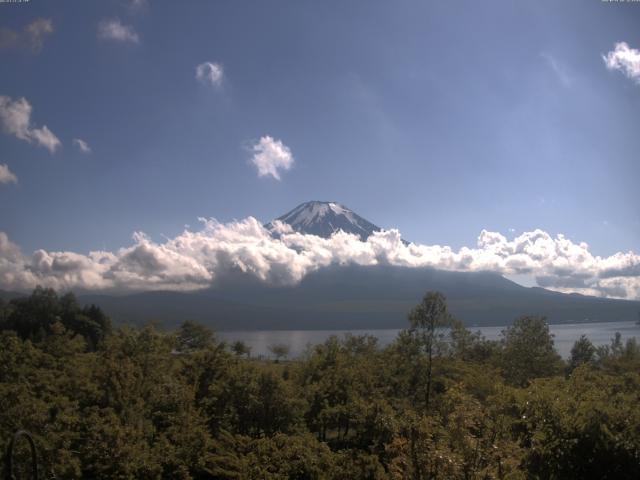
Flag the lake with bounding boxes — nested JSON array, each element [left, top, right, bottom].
[[218, 320, 640, 359]]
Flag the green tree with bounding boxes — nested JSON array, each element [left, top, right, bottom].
[[518, 367, 640, 479], [499, 315, 562, 386], [268, 343, 290, 362], [448, 319, 499, 363], [243, 433, 340, 479], [176, 320, 214, 352], [231, 340, 251, 358], [568, 334, 596, 372], [0, 288, 111, 351], [1, 286, 61, 341], [408, 291, 453, 409], [4, 288, 640, 479], [0, 297, 8, 323]]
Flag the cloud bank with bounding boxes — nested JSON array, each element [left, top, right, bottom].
[[98, 19, 140, 44], [603, 42, 640, 83], [0, 219, 638, 300], [0, 96, 61, 153], [250, 136, 294, 180]]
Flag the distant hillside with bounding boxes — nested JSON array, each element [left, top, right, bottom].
[[78, 265, 640, 330], [6, 199, 639, 331], [0, 290, 26, 302]]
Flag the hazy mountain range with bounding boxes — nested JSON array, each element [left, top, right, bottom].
[[3, 201, 639, 330]]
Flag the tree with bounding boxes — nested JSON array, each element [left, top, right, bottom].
[[568, 334, 595, 372], [1, 286, 61, 341], [519, 368, 640, 479], [0, 288, 111, 350], [408, 291, 453, 409], [80, 303, 112, 347], [500, 316, 562, 386], [231, 340, 251, 358], [268, 343, 290, 362], [243, 433, 340, 479], [448, 318, 498, 363], [176, 320, 214, 352], [6, 287, 640, 479]]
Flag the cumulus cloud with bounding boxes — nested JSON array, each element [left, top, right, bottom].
[[0, 164, 17, 184], [196, 62, 224, 87], [73, 138, 91, 154], [0, 95, 61, 153], [250, 136, 294, 180], [0, 219, 638, 300], [0, 18, 54, 53], [98, 19, 140, 44], [603, 42, 640, 83]]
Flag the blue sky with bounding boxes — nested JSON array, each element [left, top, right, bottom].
[[0, 1, 639, 297]]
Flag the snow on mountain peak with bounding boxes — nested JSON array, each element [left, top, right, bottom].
[[265, 201, 382, 240]]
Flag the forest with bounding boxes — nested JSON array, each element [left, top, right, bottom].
[[1, 287, 640, 479]]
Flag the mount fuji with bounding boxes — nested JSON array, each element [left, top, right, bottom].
[[265, 201, 383, 240], [68, 201, 640, 331]]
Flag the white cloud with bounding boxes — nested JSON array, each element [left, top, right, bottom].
[[24, 18, 54, 52], [0, 95, 61, 153], [98, 19, 140, 44], [195, 62, 224, 87], [0, 164, 17, 184], [603, 42, 640, 83], [250, 136, 294, 180], [0, 219, 638, 300], [0, 18, 54, 53], [73, 138, 91, 154]]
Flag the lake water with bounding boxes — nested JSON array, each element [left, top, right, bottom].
[[218, 321, 640, 359]]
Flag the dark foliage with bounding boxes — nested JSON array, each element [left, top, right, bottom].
[[0, 287, 111, 350], [1, 288, 639, 479]]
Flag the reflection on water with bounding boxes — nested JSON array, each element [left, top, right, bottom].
[[217, 321, 640, 359]]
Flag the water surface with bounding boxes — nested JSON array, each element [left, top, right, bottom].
[[218, 321, 640, 359]]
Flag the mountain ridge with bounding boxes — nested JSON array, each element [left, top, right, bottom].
[[4, 202, 638, 330], [265, 200, 384, 240], [74, 265, 640, 330]]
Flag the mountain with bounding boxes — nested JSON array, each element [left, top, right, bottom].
[[78, 265, 640, 331], [0, 289, 25, 302], [7, 202, 640, 331], [265, 201, 382, 239]]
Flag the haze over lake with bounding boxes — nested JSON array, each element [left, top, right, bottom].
[[218, 320, 640, 359]]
